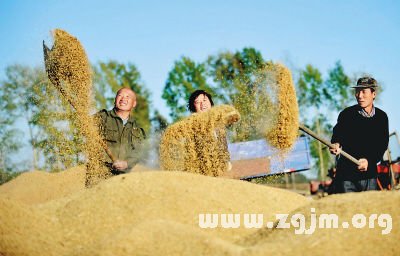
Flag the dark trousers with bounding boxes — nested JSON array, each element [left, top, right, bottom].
[[334, 178, 378, 193]]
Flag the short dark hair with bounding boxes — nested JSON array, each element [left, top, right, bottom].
[[187, 90, 214, 113]]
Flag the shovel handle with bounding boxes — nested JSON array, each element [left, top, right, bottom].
[[104, 145, 117, 163], [299, 124, 359, 165]]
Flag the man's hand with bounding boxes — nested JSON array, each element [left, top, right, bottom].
[[112, 160, 128, 171], [330, 143, 342, 156], [358, 158, 368, 172]]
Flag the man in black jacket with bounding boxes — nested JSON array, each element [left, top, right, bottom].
[[330, 76, 389, 193]]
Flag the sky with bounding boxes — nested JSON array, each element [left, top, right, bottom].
[[1, 0, 399, 172]]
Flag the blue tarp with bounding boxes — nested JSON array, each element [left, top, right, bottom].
[[228, 136, 312, 177]]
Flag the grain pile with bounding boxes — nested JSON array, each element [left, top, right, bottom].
[[0, 198, 66, 256], [264, 63, 299, 151], [0, 170, 308, 255], [159, 105, 240, 176], [241, 191, 400, 255], [0, 166, 85, 205], [44, 29, 111, 186], [1, 169, 398, 255]]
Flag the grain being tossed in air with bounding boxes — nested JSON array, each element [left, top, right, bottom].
[[44, 29, 91, 111], [44, 29, 110, 187], [160, 105, 240, 176], [265, 63, 299, 151]]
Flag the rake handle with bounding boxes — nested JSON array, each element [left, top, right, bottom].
[[299, 124, 359, 165]]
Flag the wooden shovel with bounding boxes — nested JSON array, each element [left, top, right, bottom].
[[299, 123, 359, 165]]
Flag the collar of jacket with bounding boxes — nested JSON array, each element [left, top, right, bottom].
[[356, 104, 375, 118], [111, 108, 137, 125]]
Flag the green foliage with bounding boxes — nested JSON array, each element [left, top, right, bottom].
[[1, 65, 84, 171], [0, 169, 22, 185], [0, 83, 23, 168], [297, 64, 324, 122], [162, 48, 270, 141], [208, 48, 265, 102], [0, 109, 25, 184], [308, 115, 335, 180], [39, 79, 85, 170], [162, 57, 212, 121], [298, 61, 353, 118], [30, 79, 84, 171], [1, 65, 45, 169], [0, 102, 24, 184], [325, 61, 352, 110], [207, 48, 269, 141], [150, 110, 169, 133], [94, 61, 152, 133], [296, 62, 355, 180]]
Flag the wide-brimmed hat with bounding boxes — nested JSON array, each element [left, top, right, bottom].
[[352, 76, 379, 89]]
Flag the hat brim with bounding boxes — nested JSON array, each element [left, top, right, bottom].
[[351, 85, 378, 89]]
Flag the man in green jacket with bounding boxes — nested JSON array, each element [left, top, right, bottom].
[[97, 87, 146, 175]]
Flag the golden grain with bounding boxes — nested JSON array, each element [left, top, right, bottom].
[[264, 63, 299, 151], [160, 105, 239, 176], [45, 29, 110, 187]]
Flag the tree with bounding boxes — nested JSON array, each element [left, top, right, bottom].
[[297, 64, 324, 123], [325, 61, 352, 111], [94, 61, 152, 133], [162, 57, 212, 121], [0, 97, 24, 184], [1, 64, 83, 172], [296, 62, 354, 180], [207, 48, 269, 141], [1, 65, 47, 169], [297, 64, 331, 180], [30, 79, 83, 172], [150, 110, 169, 133], [207, 48, 266, 102]]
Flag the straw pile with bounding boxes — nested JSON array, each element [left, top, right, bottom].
[[44, 29, 110, 187], [159, 105, 240, 176], [265, 63, 299, 151], [1, 169, 398, 255]]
